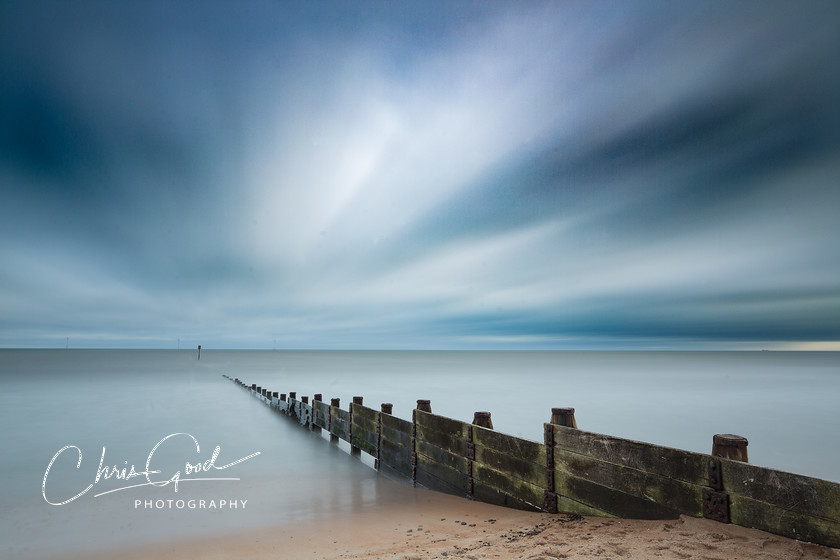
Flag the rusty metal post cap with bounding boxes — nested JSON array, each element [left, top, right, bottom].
[[352, 396, 364, 405], [330, 397, 340, 406]]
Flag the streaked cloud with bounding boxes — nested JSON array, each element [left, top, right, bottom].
[[1, 1, 838, 348]]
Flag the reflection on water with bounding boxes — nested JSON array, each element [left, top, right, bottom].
[[1, 349, 838, 558]]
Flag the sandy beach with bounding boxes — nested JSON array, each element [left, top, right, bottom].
[[77, 485, 838, 560]]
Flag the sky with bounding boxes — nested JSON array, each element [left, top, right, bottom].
[[1, 1, 839, 350]]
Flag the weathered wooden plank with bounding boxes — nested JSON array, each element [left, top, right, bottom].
[[312, 401, 329, 430], [416, 455, 468, 496], [381, 420, 412, 448], [551, 424, 709, 487], [351, 412, 378, 435], [472, 482, 543, 512], [299, 402, 312, 425], [472, 426, 545, 465], [554, 448, 703, 517], [351, 426, 379, 455], [351, 403, 379, 423], [557, 496, 616, 518], [379, 441, 412, 477], [416, 439, 468, 473], [474, 445, 546, 489], [554, 469, 683, 520], [414, 410, 469, 439], [721, 459, 840, 523], [330, 407, 350, 441], [472, 462, 545, 510], [416, 424, 467, 456], [730, 493, 840, 549]]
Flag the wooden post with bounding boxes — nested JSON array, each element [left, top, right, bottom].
[[544, 423, 557, 513], [312, 394, 322, 433], [550, 407, 577, 428], [416, 399, 432, 413], [712, 434, 749, 462], [381, 403, 393, 414], [472, 411, 493, 429], [280, 393, 286, 401], [197, 345, 201, 360], [301, 396, 309, 404], [350, 397, 363, 457], [329, 398, 340, 443]]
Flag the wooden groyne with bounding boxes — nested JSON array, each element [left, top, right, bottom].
[[223, 375, 840, 549]]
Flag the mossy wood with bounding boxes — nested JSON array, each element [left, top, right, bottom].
[[351, 425, 379, 455], [550, 424, 709, 486], [350, 403, 379, 435], [330, 407, 350, 441], [414, 410, 469, 441], [472, 427, 546, 489], [415, 439, 468, 473], [312, 401, 329, 430], [380, 414, 412, 447], [416, 454, 469, 496], [722, 458, 840, 548], [553, 448, 703, 517], [472, 462, 544, 511], [379, 440, 412, 477]]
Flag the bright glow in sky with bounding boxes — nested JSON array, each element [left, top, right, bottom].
[[1, 1, 839, 349]]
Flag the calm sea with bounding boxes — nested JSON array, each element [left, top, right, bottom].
[[1, 349, 838, 558]]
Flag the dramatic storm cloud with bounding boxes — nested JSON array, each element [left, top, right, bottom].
[[1, 1, 839, 349]]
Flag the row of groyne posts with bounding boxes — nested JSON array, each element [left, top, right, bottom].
[[223, 375, 840, 549]]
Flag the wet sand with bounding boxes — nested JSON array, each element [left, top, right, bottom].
[[77, 486, 839, 560]]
